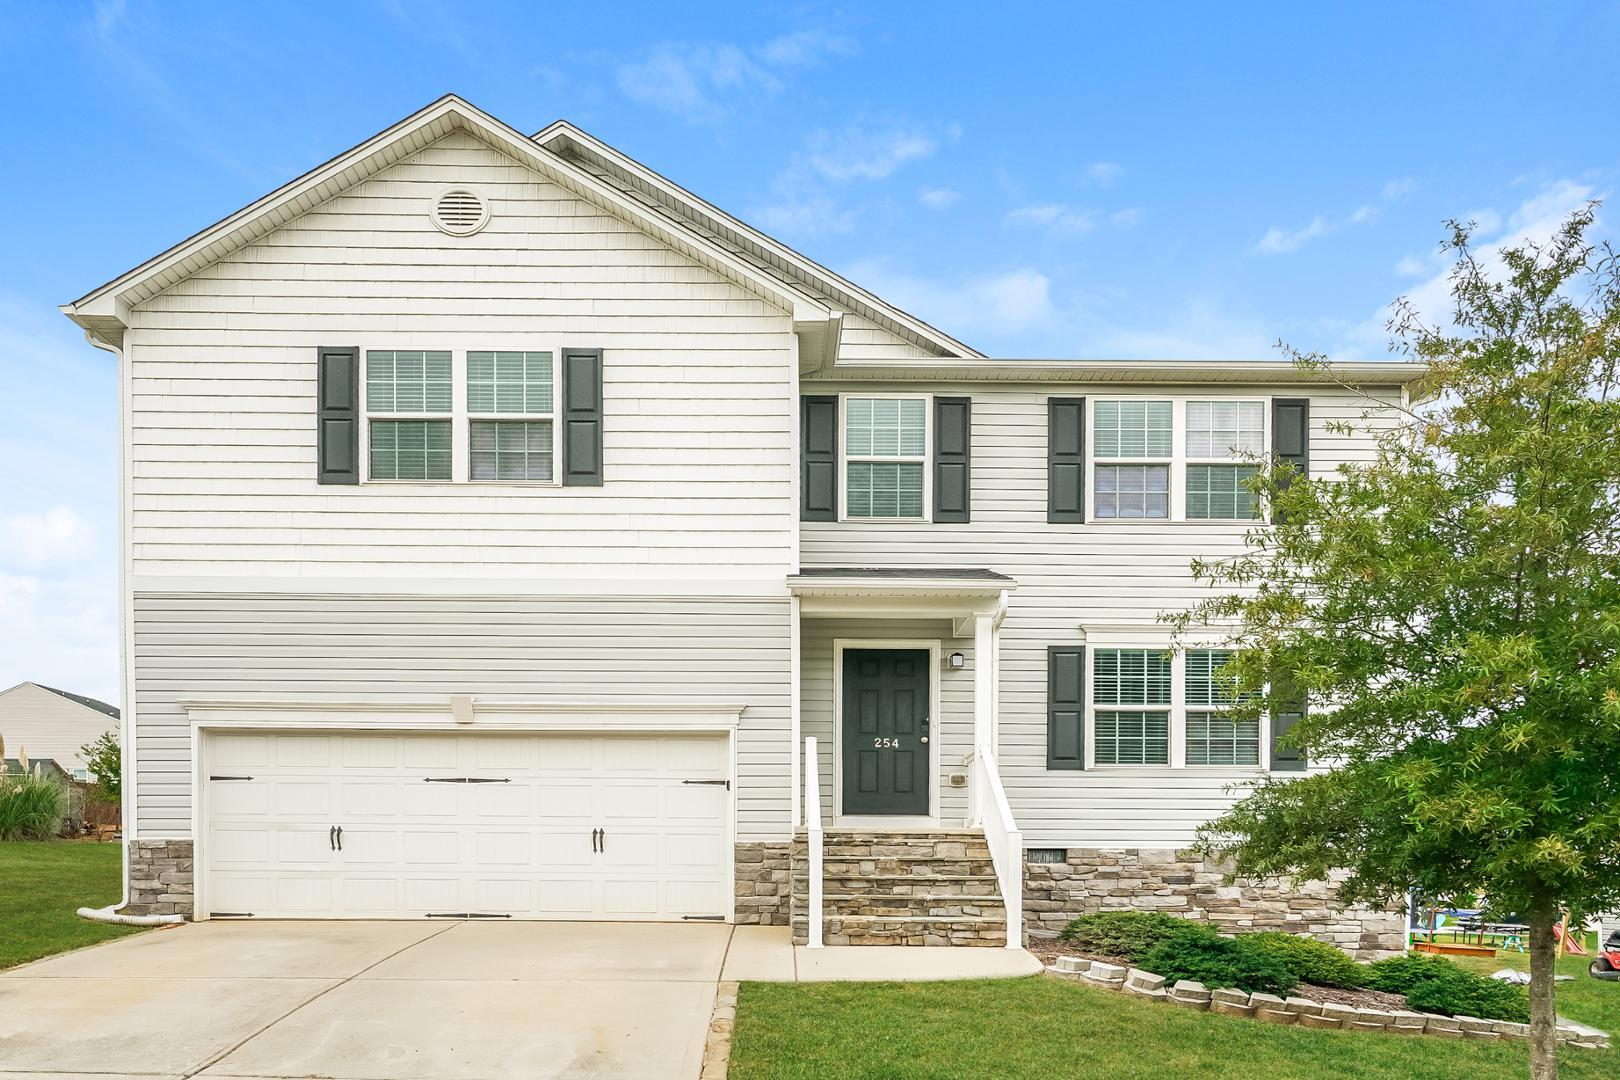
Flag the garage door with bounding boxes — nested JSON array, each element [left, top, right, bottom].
[[201, 731, 731, 921]]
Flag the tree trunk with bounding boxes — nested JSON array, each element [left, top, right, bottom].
[[1527, 899, 1559, 1080]]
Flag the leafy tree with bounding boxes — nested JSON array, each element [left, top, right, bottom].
[[1177, 206, 1620, 1080], [79, 730, 120, 804]]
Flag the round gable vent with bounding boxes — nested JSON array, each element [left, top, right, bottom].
[[432, 188, 490, 236]]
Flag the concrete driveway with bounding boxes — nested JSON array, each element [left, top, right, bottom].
[[0, 920, 735, 1080]]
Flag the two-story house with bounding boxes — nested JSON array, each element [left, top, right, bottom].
[[64, 96, 1414, 956]]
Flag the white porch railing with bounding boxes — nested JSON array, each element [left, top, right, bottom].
[[803, 735, 824, 949], [965, 748, 1024, 949]]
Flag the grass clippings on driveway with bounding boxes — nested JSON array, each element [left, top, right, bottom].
[[730, 974, 1614, 1080], [0, 841, 145, 969]]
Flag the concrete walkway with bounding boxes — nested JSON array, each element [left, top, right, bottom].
[[0, 921, 1038, 1080]]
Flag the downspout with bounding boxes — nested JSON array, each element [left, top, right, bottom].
[[66, 323, 181, 927]]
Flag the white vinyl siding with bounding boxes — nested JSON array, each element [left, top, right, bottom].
[[843, 396, 927, 520], [123, 128, 796, 584], [800, 380, 1402, 847], [130, 593, 790, 840]]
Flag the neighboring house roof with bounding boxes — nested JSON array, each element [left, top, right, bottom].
[[2, 758, 71, 781], [33, 684, 120, 721]]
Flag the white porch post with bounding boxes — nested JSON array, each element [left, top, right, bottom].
[[974, 612, 994, 753], [789, 594, 801, 830]]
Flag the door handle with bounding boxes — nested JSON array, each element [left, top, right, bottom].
[[591, 828, 600, 853], [329, 825, 336, 851], [335, 826, 343, 852], [600, 828, 605, 853]]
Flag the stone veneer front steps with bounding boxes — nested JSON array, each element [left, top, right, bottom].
[[790, 828, 1009, 947]]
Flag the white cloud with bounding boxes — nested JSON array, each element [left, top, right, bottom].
[[1331, 178, 1603, 357], [918, 188, 960, 209], [1110, 207, 1145, 227], [748, 193, 856, 236], [844, 262, 1055, 337], [1382, 177, 1418, 201], [615, 29, 856, 124], [1, 507, 97, 570], [1006, 203, 1098, 233], [804, 124, 941, 182], [1256, 215, 1335, 254], [1084, 161, 1123, 186], [0, 569, 118, 706]]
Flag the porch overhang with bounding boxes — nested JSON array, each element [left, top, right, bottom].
[[787, 568, 1014, 632]]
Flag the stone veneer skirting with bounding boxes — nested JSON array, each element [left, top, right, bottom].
[[734, 842, 792, 925], [127, 839, 194, 917], [1024, 847, 1407, 959]]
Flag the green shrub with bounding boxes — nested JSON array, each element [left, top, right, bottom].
[[0, 769, 67, 840], [1365, 953, 1529, 1022], [1058, 911, 1214, 962], [1243, 932, 1368, 989], [1138, 927, 1298, 996]]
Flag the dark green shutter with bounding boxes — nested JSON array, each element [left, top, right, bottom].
[[1271, 691, 1307, 771], [1048, 397, 1086, 523], [801, 395, 838, 521], [1047, 645, 1086, 769], [933, 396, 971, 523], [1271, 398, 1309, 522], [317, 346, 359, 485], [562, 348, 603, 486]]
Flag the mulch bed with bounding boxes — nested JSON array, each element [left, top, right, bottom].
[[1026, 936, 1409, 1011]]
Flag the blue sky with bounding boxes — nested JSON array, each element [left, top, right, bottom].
[[0, 1, 1615, 705]]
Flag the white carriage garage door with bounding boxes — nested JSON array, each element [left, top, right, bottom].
[[201, 730, 731, 921]]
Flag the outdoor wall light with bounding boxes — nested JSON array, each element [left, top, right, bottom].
[[948, 652, 966, 670]]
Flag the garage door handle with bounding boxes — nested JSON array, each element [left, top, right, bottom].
[[329, 825, 336, 851], [335, 826, 343, 852]]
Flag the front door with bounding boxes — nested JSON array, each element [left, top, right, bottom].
[[841, 649, 931, 816]]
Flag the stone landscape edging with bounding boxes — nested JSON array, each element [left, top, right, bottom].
[[1043, 957, 1611, 1051]]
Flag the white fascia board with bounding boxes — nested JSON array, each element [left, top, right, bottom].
[[534, 120, 979, 359], [815, 358, 1428, 386], [64, 96, 831, 328]]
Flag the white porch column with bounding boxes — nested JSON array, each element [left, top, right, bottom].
[[789, 594, 801, 830], [974, 612, 994, 754]]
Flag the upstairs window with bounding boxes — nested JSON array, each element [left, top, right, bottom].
[[1093, 401, 1172, 519], [366, 350, 452, 481], [1184, 649, 1260, 765], [467, 351, 556, 482], [1185, 401, 1264, 520], [843, 396, 927, 519], [1091, 648, 1172, 764]]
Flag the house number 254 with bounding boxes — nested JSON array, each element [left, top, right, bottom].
[[872, 737, 900, 749]]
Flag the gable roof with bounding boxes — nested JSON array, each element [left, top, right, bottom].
[[62, 95, 834, 348], [534, 121, 982, 360], [0, 681, 120, 720]]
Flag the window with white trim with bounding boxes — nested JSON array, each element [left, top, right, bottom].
[[1091, 648, 1172, 764], [1090, 398, 1270, 522], [467, 350, 556, 481], [843, 396, 928, 519], [362, 348, 562, 484], [1184, 649, 1260, 765], [366, 350, 453, 481], [1093, 401, 1172, 519], [1185, 401, 1264, 520]]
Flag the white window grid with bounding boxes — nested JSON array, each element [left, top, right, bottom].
[[838, 393, 932, 521], [1185, 400, 1267, 521], [1087, 397, 1273, 523], [466, 350, 560, 484], [1083, 643, 1273, 770], [1184, 648, 1261, 766], [360, 345, 563, 485]]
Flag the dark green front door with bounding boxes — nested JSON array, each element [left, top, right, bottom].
[[841, 649, 931, 816]]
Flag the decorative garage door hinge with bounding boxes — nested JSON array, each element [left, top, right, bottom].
[[426, 912, 513, 919], [212, 912, 254, 918], [209, 775, 254, 781], [421, 777, 512, 783], [681, 915, 725, 921], [680, 779, 731, 789]]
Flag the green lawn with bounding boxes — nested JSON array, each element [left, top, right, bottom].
[[0, 841, 146, 970], [1450, 937, 1618, 1037], [731, 972, 1616, 1080]]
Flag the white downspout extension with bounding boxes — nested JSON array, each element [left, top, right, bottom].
[[68, 326, 179, 926]]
